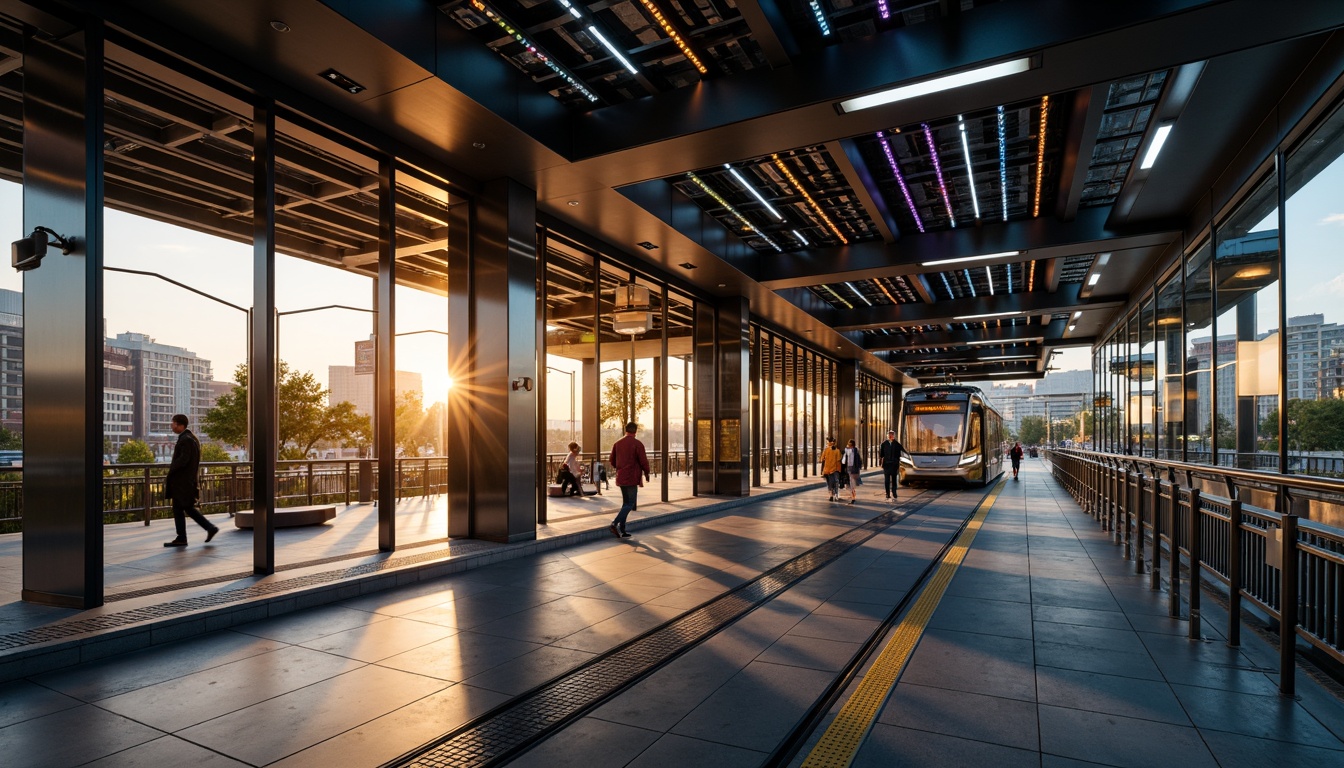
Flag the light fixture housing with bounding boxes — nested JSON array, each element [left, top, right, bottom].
[[922, 250, 1022, 267], [1140, 123, 1174, 170], [838, 58, 1034, 114], [954, 311, 1024, 321]]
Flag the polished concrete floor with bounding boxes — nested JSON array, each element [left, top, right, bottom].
[[0, 460, 1342, 767]]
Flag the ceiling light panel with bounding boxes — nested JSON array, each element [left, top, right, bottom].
[[1080, 69, 1170, 207], [856, 95, 1066, 238]]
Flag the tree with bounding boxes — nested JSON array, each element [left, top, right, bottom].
[[117, 439, 155, 464], [599, 369, 653, 428], [202, 361, 372, 460], [394, 391, 441, 457], [1018, 416, 1047, 446], [1262, 399, 1344, 452], [0, 425, 20, 450]]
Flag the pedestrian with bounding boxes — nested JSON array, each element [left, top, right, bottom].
[[820, 437, 843, 502], [879, 430, 904, 501], [163, 414, 219, 547], [843, 438, 863, 505], [608, 421, 649, 538], [1010, 440, 1024, 480], [557, 442, 584, 497]]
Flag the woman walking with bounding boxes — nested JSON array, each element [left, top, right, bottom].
[[843, 439, 863, 505], [820, 437, 843, 502]]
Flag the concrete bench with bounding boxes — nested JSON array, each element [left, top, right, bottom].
[[233, 504, 337, 529]]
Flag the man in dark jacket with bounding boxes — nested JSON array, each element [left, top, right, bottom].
[[163, 414, 219, 547], [879, 430, 905, 500], [608, 421, 650, 538]]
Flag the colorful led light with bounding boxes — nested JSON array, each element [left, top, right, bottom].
[[997, 105, 1008, 221], [877, 0, 890, 19], [923, 123, 955, 228], [823, 284, 853, 308], [810, 0, 831, 36], [687, 172, 781, 252], [877, 133, 924, 234], [637, 0, 707, 74], [1028, 259, 1036, 291], [963, 269, 976, 298], [471, 0, 598, 102], [940, 273, 954, 299], [724, 164, 784, 221], [1005, 262, 1013, 294], [958, 116, 981, 220], [1033, 95, 1049, 217], [846, 282, 872, 306], [772, 154, 848, 244], [875, 278, 899, 305]]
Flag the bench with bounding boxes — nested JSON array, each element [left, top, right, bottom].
[[233, 504, 337, 529]]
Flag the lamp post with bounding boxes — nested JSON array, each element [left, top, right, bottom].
[[546, 366, 575, 443]]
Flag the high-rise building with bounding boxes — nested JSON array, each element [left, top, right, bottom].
[[103, 348, 134, 454], [104, 332, 213, 457], [328, 366, 423, 416], [0, 288, 20, 432]]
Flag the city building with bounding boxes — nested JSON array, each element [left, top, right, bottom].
[[102, 348, 134, 454], [103, 332, 213, 458], [0, 288, 20, 433], [328, 366, 424, 417]]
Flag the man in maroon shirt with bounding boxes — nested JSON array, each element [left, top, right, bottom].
[[608, 421, 650, 538]]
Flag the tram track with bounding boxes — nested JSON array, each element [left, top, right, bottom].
[[382, 489, 949, 768]]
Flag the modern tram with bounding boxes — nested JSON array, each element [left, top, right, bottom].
[[897, 385, 1006, 486]]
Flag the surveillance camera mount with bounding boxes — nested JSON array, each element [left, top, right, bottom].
[[31, 226, 74, 255]]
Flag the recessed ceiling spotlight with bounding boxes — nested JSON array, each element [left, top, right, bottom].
[[319, 68, 365, 94], [637, 241, 659, 250], [717, 283, 727, 288], [270, 20, 290, 32], [472, 142, 486, 149], [678, 262, 697, 270]]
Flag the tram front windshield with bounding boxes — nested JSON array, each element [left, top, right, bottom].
[[903, 405, 967, 454]]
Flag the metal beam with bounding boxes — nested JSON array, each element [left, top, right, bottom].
[[1056, 84, 1108, 221], [815, 284, 1126, 331], [757, 207, 1177, 289], [733, 0, 795, 68], [828, 138, 897, 243]]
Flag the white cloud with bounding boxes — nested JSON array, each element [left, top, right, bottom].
[[1320, 213, 1344, 226], [1320, 272, 1344, 297]]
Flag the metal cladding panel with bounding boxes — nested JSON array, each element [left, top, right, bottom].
[[715, 297, 750, 495], [694, 300, 716, 496], [21, 28, 105, 607]]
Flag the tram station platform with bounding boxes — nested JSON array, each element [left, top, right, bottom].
[[0, 459, 1342, 767]]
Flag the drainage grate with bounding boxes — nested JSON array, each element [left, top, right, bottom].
[[385, 493, 941, 768], [0, 538, 502, 652]]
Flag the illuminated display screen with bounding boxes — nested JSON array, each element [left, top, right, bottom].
[[908, 403, 964, 413]]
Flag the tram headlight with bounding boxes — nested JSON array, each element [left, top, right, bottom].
[[959, 453, 981, 466]]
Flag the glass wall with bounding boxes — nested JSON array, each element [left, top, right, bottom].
[[1155, 271, 1183, 459], [749, 324, 849, 486], [1286, 98, 1344, 474], [1185, 241, 1214, 463]]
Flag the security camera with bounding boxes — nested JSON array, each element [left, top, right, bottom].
[[11, 229, 47, 271]]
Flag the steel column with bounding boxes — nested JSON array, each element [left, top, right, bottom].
[[250, 98, 277, 576], [446, 196, 472, 537], [20, 21, 106, 607], [693, 300, 716, 495], [715, 297, 750, 495], [376, 158, 396, 551]]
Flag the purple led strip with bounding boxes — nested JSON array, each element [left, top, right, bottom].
[[877, 0, 890, 19], [878, 132, 924, 234], [922, 123, 955, 228]]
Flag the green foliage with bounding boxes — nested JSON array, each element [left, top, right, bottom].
[[116, 439, 155, 464], [0, 425, 20, 451], [395, 391, 443, 457], [203, 361, 372, 459], [599, 369, 653, 429], [1262, 398, 1344, 452], [1018, 416, 1047, 446]]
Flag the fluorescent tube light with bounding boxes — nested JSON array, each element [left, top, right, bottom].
[[967, 337, 1042, 346], [979, 355, 1036, 361], [1087, 273, 1101, 286], [839, 58, 1033, 114], [1072, 310, 1081, 319], [987, 371, 1022, 376], [587, 26, 638, 75], [954, 311, 1023, 321], [1140, 123, 1173, 170], [922, 250, 1021, 267], [725, 165, 784, 221], [958, 116, 981, 219], [792, 229, 810, 246]]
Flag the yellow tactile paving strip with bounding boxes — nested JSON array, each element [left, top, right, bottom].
[[800, 480, 1005, 768]]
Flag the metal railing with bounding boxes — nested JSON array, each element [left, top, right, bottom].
[[1048, 448, 1344, 695], [0, 458, 448, 531], [541, 451, 694, 488]]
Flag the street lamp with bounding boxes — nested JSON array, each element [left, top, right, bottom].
[[545, 366, 576, 443]]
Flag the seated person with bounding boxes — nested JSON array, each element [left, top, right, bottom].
[[558, 442, 584, 497]]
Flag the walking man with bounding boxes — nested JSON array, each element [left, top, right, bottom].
[[879, 430, 905, 500], [163, 414, 219, 547], [1010, 441, 1024, 480], [609, 421, 650, 538]]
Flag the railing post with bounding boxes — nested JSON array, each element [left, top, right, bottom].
[[230, 464, 238, 517], [1168, 474, 1183, 617], [345, 460, 351, 505], [1148, 470, 1161, 586], [142, 465, 152, 526], [1226, 478, 1242, 648], [1279, 512, 1299, 697], [306, 461, 314, 506], [1187, 485, 1202, 640], [1131, 468, 1144, 567]]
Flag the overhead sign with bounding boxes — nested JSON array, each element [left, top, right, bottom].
[[908, 403, 963, 413], [355, 340, 375, 374]]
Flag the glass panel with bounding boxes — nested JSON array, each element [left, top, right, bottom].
[[1186, 241, 1215, 463], [1156, 272, 1183, 459], [1286, 100, 1344, 474], [633, 276, 662, 489], [904, 406, 968, 454], [666, 290, 694, 499], [598, 262, 631, 455], [1140, 296, 1156, 454], [1215, 175, 1280, 471]]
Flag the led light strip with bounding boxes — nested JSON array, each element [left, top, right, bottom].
[[875, 278, 899, 305], [877, 0, 890, 20], [823, 284, 853, 308], [725, 164, 784, 221], [958, 116, 981, 220], [846, 282, 872, 306], [986, 266, 995, 296], [772, 154, 848, 244], [997, 105, 1008, 221], [923, 123, 955, 228], [587, 26, 638, 75], [637, 0, 707, 74], [1028, 259, 1036, 291], [687, 172, 781, 252], [471, 0, 598, 102], [1005, 262, 1013, 294], [940, 273, 955, 299], [963, 269, 976, 298], [1033, 95, 1049, 217], [876, 133, 924, 234], [810, 0, 831, 36], [793, 229, 810, 246]]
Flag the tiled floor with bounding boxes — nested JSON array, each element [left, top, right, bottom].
[[0, 460, 1341, 767]]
